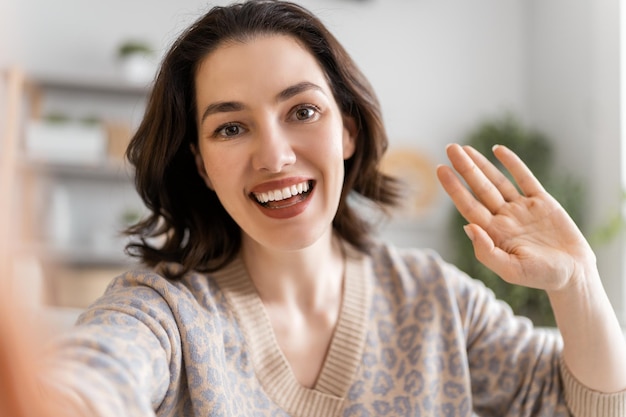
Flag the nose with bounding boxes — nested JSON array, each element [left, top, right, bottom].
[[251, 123, 296, 173]]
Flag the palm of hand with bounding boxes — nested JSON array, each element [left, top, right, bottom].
[[437, 144, 594, 293]]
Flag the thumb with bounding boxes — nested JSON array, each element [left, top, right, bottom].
[[463, 224, 511, 280]]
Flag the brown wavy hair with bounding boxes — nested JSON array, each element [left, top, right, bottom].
[[125, 0, 400, 277]]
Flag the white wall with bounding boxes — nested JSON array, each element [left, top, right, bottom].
[[587, 0, 623, 323]]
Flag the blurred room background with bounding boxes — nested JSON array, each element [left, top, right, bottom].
[[1, 0, 624, 331]]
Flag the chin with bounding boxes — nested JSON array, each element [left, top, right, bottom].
[[246, 224, 332, 253]]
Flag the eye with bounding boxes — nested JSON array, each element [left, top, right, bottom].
[[290, 105, 320, 122], [214, 122, 246, 139]]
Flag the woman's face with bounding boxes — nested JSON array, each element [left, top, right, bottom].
[[194, 35, 356, 252]]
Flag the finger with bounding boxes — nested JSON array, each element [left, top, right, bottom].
[[462, 145, 520, 202], [445, 143, 506, 213], [436, 164, 492, 225], [492, 145, 545, 197]]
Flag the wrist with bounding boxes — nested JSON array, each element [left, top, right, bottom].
[[547, 259, 600, 300]]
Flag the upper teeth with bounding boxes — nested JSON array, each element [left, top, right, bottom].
[[253, 181, 310, 203]]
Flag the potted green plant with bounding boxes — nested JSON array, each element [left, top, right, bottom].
[[117, 40, 157, 85], [448, 113, 585, 326]]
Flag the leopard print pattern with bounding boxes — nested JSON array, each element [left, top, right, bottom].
[[45, 244, 571, 416]]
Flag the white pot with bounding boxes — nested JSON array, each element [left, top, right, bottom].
[[119, 53, 156, 85]]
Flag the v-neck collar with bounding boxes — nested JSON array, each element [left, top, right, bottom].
[[212, 246, 371, 417]]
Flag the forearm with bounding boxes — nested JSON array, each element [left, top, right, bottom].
[[548, 266, 626, 393]]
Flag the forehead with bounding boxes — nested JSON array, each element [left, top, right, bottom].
[[194, 34, 332, 102]]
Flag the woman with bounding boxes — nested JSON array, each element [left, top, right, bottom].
[[35, 1, 625, 416]]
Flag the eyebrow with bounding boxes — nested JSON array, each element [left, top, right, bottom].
[[199, 81, 325, 124], [199, 101, 245, 124], [276, 81, 324, 102]]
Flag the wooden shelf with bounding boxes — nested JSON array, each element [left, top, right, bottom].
[[28, 73, 151, 97], [19, 157, 135, 181], [20, 243, 137, 268]]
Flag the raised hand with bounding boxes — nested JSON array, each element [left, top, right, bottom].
[[436, 143, 595, 294]]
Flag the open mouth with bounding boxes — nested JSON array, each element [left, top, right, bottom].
[[251, 180, 314, 209]]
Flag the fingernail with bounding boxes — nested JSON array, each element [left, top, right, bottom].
[[463, 225, 474, 241], [492, 144, 500, 152]]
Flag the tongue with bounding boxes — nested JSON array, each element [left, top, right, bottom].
[[265, 193, 305, 209]]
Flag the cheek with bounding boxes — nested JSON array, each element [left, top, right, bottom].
[[202, 149, 250, 203], [205, 162, 234, 191], [199, 151, 231, 190], [306, 123, 346, 157]]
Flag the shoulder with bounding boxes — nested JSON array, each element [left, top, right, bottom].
[[105, 262, 222, 298], [82, 262, 227, 324], [102, 264, 188, 301]]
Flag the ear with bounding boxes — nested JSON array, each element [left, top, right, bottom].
[[190, 143, 214, 190], [342, 116, 357, 160]]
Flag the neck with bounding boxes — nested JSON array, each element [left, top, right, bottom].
[[241, 231, 345, 312]]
